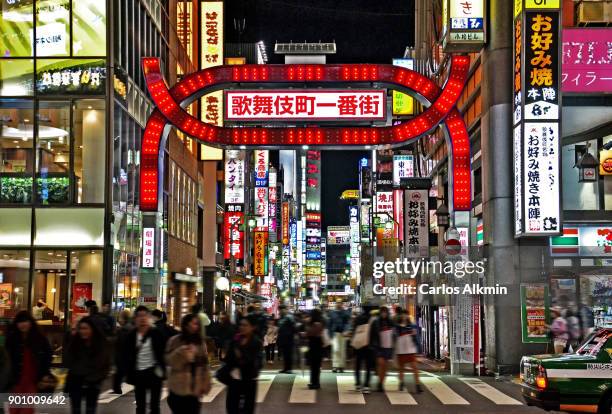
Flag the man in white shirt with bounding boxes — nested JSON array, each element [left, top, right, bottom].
[[124, 306, 166, 414]]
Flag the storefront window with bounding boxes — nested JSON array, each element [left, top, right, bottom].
[[32, 250, 67, 363], [35, 0, 70, 57], [562, 141, 599, 210], [0, 100, 34, 203], [67, 250, 103, 324], [74, 100, 105, 203], [37, 101, 70, 204], [0, 250, 30, 345], [0, 60, 35, 96], [0, 2, 34, 57], [72, 0, 107, 57]]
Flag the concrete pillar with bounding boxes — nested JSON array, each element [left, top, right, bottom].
[[81, 109, 105, 203], [481, 0, 549, 374]]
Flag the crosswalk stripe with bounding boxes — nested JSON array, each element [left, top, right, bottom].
[[421, 376, 469, 405], [201, 379, 225, 403], [256, 374, 276, 403], [337, 376, 365, 404], [98, 383, 134, 404], [289, 374, 317, 403], [458, 378, 522, 405], [383, 377, 418, 405]]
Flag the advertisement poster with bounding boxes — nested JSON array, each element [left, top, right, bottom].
[[520, 283, 550, 343], [71, 283, 93, 316], [0, 283, 13, 309], [254, 231, 268, 277]]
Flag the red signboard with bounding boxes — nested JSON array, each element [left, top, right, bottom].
[[225, 90, 386, 121], [562, 28, 612, 93], [223, 210, 244, 260]]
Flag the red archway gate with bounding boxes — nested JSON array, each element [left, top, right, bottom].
[[141, 56, 471, 212]]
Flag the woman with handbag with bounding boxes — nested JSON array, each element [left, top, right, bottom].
[[65, 317, 111, 414], [394, 309, 422, 393], [5, 311, 53, 414], [223, 315, 263, 414], [165, 313, 211, 414]]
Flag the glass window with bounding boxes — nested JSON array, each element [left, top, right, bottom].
[[72, 0, 107, 57], [0, 1, 34, 57], [32, 250, 67, 363], [37, 101, 70, 205], [0, 250, 30, 344], [0, 59, 34, 96], [0, 100, 34, 203], [35, 0, 70, 57], [35, 208, 105, 246], [0, 208, 31, 246], [67, 250, 103, 325], [74, 100, 105, 203]]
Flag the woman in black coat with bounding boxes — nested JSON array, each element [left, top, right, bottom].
[[64, 317, 111, 414], [5, 311, 53, 414]]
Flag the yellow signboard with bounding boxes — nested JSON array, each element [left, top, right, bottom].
[[340, 189, 360, 199], [225, 57, 246, 65], [525, 0, 559, 9], [515, 0, 523, 17], [392, 91, 414, 115]]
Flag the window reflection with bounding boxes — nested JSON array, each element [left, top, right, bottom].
[[0, 100, 34, 203], [37, 101, 70, 204], [74, 100, 105, 203]]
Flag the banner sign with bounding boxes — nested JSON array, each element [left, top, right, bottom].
[[445, 0, 485, 51], [393, 155, 414, 186], [562, 29, 612, 93], [268, 170, 277, 239], [225, 90, 386, 121], [223, 205, 244, 260], [520, 283, 550, 343], [254, 231, 268, 277], [282, 202, 289, 245], [404, 189, 429, 257], [327, 226, 351, 245], [142, 227, 155, 268], [224, 150, 244, 204], [254, 150, 269, 187], [513, 5, 561, 237]]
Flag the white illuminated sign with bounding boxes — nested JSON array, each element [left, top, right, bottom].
[[142, 227, 155, 268], [225, 90, 386, 121], [224, 150, 244, 204], [393, 155, 414, 186]]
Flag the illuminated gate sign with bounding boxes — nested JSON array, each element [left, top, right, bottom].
[[140, 56, 472, 213], [225, 90, 386, 121]]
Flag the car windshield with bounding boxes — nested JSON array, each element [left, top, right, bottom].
[[576, 330, 612, 356]]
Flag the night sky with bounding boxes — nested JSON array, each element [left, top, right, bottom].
[[225, 0, 414, 227]]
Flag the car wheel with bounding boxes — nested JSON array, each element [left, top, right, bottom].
[[598, 393, 612, 414]]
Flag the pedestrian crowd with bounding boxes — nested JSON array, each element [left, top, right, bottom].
[[0, 301, 426, 414]]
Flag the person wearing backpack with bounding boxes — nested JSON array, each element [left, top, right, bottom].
[[350, 307, 374, 394]]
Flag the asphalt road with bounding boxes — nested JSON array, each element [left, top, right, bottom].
[[30, 367, 565, 414]]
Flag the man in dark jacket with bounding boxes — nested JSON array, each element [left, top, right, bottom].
[[151, 309, 178, 344], [123, 306, 166, 414], [276, 305, 296, 373]]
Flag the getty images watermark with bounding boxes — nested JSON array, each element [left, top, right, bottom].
[[372, 258, 508, 296]]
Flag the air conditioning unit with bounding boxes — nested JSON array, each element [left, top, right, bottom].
[[576, 0, 608, 25]]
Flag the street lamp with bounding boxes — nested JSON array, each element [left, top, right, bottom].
[[576, 151, 598, 182], [435, 203, 450, 227]]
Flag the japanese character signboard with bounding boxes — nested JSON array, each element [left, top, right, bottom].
[[200, 1, 224, 159], [444, 0, 485, 52], [268, 170, 278, 240], [254, 231, 268, 277], [254, 150, 269, 187], [523, 123, 560, 234], [255, 187, 269, 229], [224, 150, 244, 204], [142, 227, 155, 268], [393, 155, 414, 186], [404, 190, 429, 257], [201, 2, 223, 70], [306, 150, 321, 211], [524, 12, 559, 121], [225, 90, 386, 121], [375, 191, 394, 213], [562, 29, 612, 94], [223, 206, 244, 260], [513, 3, 561, 237]]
